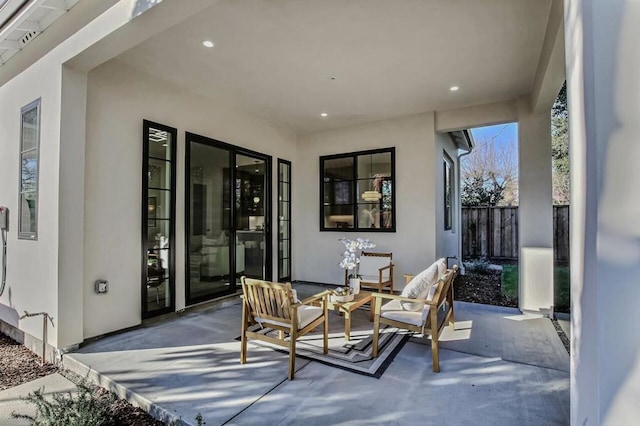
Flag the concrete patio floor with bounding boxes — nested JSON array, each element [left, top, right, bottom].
[[63, 284, 570, 425]]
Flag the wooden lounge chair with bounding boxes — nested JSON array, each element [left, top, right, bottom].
[[372, 265, 458, 372], [240, 277, 329, 380]]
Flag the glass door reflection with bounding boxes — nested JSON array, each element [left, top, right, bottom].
[[187, 141, 233, 304], [234, 154, 267, 283]]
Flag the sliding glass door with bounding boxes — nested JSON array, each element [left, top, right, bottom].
[[186, 133, 271, 305]]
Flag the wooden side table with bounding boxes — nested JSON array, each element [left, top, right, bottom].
[[326, 291, 374, 341]]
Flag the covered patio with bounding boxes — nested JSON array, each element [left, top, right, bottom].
[[64, 284, 569, 425]]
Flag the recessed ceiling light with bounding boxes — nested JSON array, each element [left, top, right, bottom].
[[450, 86, 459, 91], [321, 113, 328, 117], [202, 40, 215, 48]]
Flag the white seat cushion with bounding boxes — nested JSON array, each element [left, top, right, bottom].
[[255, 304, 323, 330], [400, 258, 446, 310], [380, 299, 430, 327]]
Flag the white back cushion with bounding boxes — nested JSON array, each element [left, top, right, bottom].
[[400, 258, 446, 310]]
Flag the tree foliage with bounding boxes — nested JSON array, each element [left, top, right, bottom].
[[552, 82, 570, 205], [460, 125, 518, 206]]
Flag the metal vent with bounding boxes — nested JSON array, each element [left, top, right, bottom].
[[20, 30, 38, 46]]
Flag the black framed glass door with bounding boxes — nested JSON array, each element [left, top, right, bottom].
[[186, 133, 271, 305]]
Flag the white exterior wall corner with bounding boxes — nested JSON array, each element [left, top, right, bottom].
[[0, 0, 226, 348], [294, 113, 437, 291], [516, 96, 554, 315], [0, 59, 63, 348], [435, 132, 460, 262], [83, 59, 297, 340], [58, 66, 87, 349], [566, 0, 640, 424], [434, 100, 519, 133], [531, 0, 566, 113]]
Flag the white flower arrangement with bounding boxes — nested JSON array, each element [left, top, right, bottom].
[[338, 237, 376, 278]]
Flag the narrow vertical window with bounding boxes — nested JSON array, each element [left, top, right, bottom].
[[142, 121, 177, 318], [444, 152, 453, 230], [278, 159, 291, 281], [19, 99, 41, 240]]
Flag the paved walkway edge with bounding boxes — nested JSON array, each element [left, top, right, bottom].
[[62, 355, 187, 426]]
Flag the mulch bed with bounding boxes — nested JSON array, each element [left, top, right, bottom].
[[454, 269, 518, 308], [0, 333, 58, 391], [0, 333, 164, 426]]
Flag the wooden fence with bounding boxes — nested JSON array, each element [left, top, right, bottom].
[[461, 205, 570, 263]]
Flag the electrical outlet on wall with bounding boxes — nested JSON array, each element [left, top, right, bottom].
[[95, 279, 108, 294]]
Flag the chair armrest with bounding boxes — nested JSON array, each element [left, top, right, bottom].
[[299, 290, 331, 306], [371, 292, 438, 307], [378, 264, 393, 272], [403, 274, 415, 284]]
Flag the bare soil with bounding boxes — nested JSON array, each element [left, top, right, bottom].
[[453, 269, 518, 308], [0, 333, 164, 426]]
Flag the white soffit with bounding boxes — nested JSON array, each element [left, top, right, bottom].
[[117, 0, 553, 134], [0, 0, 80, 66]]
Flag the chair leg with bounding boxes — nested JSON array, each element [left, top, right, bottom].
[[289, 330, 297, 380], [323, 300, 329, 354], [431, 334, 440, 373], [449, 292, 455, 330], [279, 330, 285, 340], [372, 301, 381, 358], [240, 302, 248, 365]]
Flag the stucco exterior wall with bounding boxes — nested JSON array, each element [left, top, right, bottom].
[[83, 59, 297, 339], [435, 132, 460, 262], [0, 57, 62, 349], [294, 113, 438, 290], [565, 0, 640, 424]]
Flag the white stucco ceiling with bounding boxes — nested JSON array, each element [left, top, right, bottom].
[[117, 0, 552, 134]]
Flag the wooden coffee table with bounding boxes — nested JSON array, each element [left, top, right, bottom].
[[326, 291, 374, 341]]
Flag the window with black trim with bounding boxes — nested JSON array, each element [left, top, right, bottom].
[[142, 121, 177, 318], [320, 148, 395, 231], [444, 151, 453, 231], [278, 159, 291, 281], [19, 99, 41, 240]]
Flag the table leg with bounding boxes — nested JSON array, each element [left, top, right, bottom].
[[345, 309, 351, 341], [369, 299, 374, 322]]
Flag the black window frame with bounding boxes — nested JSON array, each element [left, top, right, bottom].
[[444, 150, 453, 231], [142, 120, 177, 319], [319, 147, 396, 232], [277, 159, 292, 282]]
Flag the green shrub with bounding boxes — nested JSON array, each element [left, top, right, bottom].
[[12, 376, 116, 426], [465, 257, 493, 275]]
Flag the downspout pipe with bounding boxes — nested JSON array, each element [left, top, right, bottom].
[[456, 129, 474, 275]]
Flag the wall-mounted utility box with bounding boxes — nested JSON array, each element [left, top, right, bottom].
[[95, 279, 108, 294], [0, 206, 8, 230]]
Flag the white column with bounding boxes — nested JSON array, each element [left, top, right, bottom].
[[57, 66, 87, 349], [517, 98, 554, 315], [566, 0, 640, 424]]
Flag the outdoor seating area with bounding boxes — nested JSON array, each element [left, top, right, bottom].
[[63, 279, 570, 425]]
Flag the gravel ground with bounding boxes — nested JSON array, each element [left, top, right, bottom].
[[1, 333, 164, 426], [0, 334, 58, 391], [454, 269, 518, 308]]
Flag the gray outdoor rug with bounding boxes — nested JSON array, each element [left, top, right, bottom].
[[240, 312, 409, 378]]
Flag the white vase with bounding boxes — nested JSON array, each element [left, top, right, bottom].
[[349, 277, 361, 295]]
